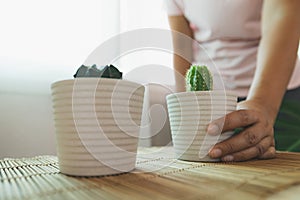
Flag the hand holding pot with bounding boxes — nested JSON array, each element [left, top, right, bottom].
[[208, 100, 276, 162]]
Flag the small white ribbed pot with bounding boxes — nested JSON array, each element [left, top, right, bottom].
[[166, 91, 237, 162], [51, 78, 145, 176]]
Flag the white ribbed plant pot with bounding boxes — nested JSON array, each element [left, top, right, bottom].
[[51, 78, 145, 176], [166, 91, 237, 162]]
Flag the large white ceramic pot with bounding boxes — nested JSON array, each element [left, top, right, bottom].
[[51, 78, 145, 176], [166, 91, 237, 162]]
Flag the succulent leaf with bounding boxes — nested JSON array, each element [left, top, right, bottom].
[[74, 64, 122, 79]]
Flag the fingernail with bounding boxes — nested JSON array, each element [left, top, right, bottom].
[[209, 148, 222, 158], [222, 155, 234, 162], [207, 124, 219, 136]]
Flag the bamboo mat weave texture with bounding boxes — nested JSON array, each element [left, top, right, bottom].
[[1, 147, 300, 200]]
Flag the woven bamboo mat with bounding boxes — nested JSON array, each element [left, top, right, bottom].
[[1, 147, 300, 200]]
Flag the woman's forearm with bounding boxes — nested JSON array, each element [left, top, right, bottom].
[[247, 0, 300, 122], [168, 16, 194, 92], [173, 53, 191, 92]]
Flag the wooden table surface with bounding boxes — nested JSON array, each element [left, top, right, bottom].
[[1, 147, 300, 200]]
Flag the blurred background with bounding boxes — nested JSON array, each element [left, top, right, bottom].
[[0, 0, 175, 158], [1, 0, 299, 158]]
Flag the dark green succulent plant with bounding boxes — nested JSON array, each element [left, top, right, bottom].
[[73, 64, 122, 79]]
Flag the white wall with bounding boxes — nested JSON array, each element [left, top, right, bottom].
[[119, 0, 174, 146], [0, 93, 56, 157], [0, 0, 120, 158], [0, 0, 173, 158]]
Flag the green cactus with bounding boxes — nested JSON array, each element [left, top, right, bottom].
[[186, 65, 213, 91]]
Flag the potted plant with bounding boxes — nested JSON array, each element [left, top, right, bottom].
[[166, 65, 237, 161], [51, 64, 145, 176]]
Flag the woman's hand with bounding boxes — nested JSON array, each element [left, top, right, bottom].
[[207, 100, 276, 162], [207, 0, 300, 162]]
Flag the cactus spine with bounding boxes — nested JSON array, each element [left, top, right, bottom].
[[186, 65, 213, 91]]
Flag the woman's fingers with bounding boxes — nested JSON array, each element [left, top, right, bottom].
[[207, 108, 274, 161], [220, 136, 275, 162], [207, 110, 259, 135], [209, 124, 271, 160], [258, 139, 276, 159]]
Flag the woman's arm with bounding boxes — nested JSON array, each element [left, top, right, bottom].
[[248, 0, 300, 120], [208, 0, 300, 161], [168, 15, 194, 92]]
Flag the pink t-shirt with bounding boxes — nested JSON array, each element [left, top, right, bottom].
[[165, 0, 300, 97]]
